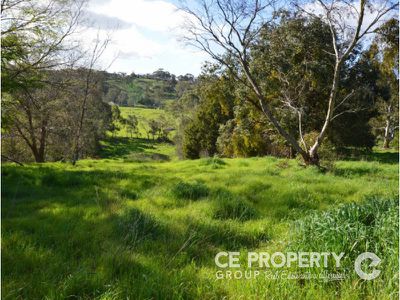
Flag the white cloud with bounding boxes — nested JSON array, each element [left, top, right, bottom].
[[89, 0, 185, 32], [78, 0, 206, 75]]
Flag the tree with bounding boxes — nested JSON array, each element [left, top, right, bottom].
[[71, 36, 111, 164], [181, 72, 235, 158], [2, 69, 112, 162], [370, 19, 399, 148], [126, 115, 139, 138], [109, 104, 122, 137], [180, 0, 397, 165], [0, 0, 116, 163], [1, 0, 85, 92], [2, 72, 63, 162], [147, 119, 161, 140]]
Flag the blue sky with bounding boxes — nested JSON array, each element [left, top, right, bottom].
[[83, 0, 208, 76], [82, 0, 395, 76]]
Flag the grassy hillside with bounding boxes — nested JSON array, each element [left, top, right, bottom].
[[102, 107, 177, 162], [2, 150, 398, 299], [105, 76, 177, 107], [2, 99, 399, 300], [118, 107, 175, 138]]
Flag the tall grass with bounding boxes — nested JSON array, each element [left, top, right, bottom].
[[288, 197, 398, 297], [1, 154, 398, 299]]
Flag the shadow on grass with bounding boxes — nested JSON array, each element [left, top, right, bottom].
[[99, 137, 158, 159], [366, 151, 399, 164], [1, 165, 161, 215], [337, 148, 399, 165], [2, 207, 227, 299]]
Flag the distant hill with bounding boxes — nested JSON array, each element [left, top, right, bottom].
[[102, 69, 195, 108]]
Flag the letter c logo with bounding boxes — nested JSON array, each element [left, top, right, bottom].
[[354, 252, 381, 280]]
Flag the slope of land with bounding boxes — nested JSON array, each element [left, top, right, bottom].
[[104, 75, 177, 107], [100, 107, 176, 162], [2, 146, 398, 299]]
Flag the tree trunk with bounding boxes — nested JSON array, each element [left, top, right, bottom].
[[308, 62, 342, 165], [37, 120, 47, 163], [240, 62, 314, 163], [383, 138, 390, 149], [33, 152, 45, 163], [383, 107, 392, 149], [383, 125, 392, 148]]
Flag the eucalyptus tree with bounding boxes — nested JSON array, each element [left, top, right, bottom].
[[180, 0, 397, 165], [371, 18, 399, 148]]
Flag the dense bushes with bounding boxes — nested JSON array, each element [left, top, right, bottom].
[[181, 75, 235, 159]]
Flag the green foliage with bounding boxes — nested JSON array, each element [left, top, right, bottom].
[[217, 105, 278, 157], [252, 14, 335, 134], [368, 19, 399, 149], [182, 74, 235, 158], [1, 0, 79, 92]]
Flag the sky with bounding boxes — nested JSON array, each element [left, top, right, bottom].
[[82, 0, 208, 76], [81, 0, 396, 76]]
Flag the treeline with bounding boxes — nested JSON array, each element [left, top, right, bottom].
[[101, 69, 195, 108], [2, 69, 112, 163], [177, 0, 398, 165], [1, 0, 113, 163], [171, 15, 398, 161]]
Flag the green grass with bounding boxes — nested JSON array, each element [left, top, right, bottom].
[[117, 106, 175, 138], [103, 106, 177, 161], [2, 154, 398, 299], [119, 107, 168, 119]]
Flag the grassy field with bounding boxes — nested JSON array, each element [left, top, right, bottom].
[[116, 107, 175, 139], [101, 106, 177, 163], [2, 105, 399, 300], [2, 143, 398, 299]]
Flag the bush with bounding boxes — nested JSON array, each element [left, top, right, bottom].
[[170, 181, 209, 200]]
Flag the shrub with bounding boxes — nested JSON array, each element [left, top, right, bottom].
[[170, 181, 209, 200]]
